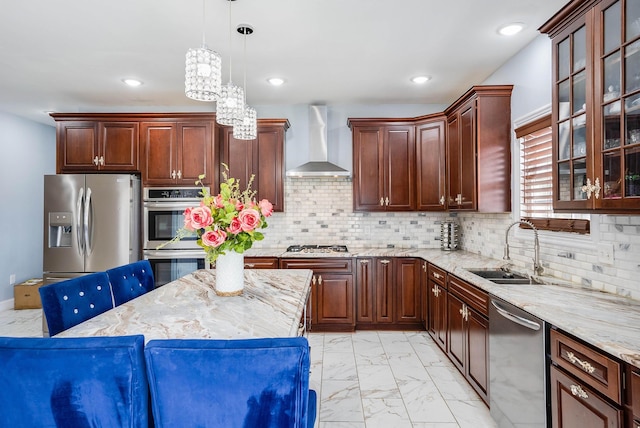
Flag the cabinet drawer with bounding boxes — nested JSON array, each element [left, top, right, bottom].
[[550, 329, 621, 404], [280, 258, 353, 273], [427, 264, 447, 287], [244, 257, 279, 269], [447, 275, 489, 317]]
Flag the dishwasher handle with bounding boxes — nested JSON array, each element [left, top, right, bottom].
[[491, 300, 541, 331]]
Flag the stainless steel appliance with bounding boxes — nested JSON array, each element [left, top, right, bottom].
[[43, 174, 141, 282], [285, 245, 349, 254], [142, 187, 210, 287], [489, 296, 548, 427]]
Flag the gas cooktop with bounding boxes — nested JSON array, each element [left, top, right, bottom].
[[286, 245, 349, 254]]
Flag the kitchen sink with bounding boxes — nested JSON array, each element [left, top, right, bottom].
[[466, 268, 535, 285]]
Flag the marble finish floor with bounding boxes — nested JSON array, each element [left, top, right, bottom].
[[0, 309, 497, 427]]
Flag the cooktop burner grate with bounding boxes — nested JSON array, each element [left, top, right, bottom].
[[286, 244, 349, 253]]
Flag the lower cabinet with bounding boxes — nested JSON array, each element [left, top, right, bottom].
[[244, 257, 279, 269], [355, 257, 422, 329], [280, 258, 355, 332], [629, 366, 640, 428], [426, 264, 448, 351]]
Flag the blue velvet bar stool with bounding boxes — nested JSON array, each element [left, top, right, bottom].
[[39, 271, 114, 336], [145, 337, 317, 428], [106, 260, 155, 306], [0, 335, 148, 428]]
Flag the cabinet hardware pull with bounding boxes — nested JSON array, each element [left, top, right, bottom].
[[318, 275, 322, 285], [93, 156, 99, 165], [569, 384, 589, 399], [311, 276, 316, 285], [593, 177, 601, 199], [431, 285, 439, 297], [455, 194, 463, 205], [177, 170, 182, 179], [433, 272, 442, 279], [98, 156, 104, 166], [359, 260, 369, 264], [245, 263, 255, 268], [171, 170, 177, 179], [566, 352, 596, 374], [440, 195, 445, 205], [380, 197, 384, 206], [422, 262, 427, 272], [380, 259, 390, 264], [385, 196, 389, 206]]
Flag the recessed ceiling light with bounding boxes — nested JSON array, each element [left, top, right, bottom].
[[122, 78, 143, 87], [267, 77, 285, 86], [411, 75, 431, 84], [498, 23, 525, 36]]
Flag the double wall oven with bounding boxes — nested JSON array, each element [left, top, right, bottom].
[[143, 187, 210, 287]]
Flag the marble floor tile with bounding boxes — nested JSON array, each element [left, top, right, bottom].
[[356, 364, 401, 399], [426, 365, 483, 401], [323, 333, 354, 353], [361, 398, 412, 428], [322, 351, 358, 381], [319, 423, 365, 428], [447, 400, 497, 428], [320, 380, 364, 423], [398, 379, 457, 423]]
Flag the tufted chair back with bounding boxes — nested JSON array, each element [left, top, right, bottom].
[[0, 335, 148, 428], [106, 260, 155, 306], [39, 272, 114, 336], [144, 337, 317, 428]]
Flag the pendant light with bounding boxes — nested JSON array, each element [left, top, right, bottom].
[[233, 24, 257, 140], [216, 0, 245, 126], [185, 0, 222, 102]]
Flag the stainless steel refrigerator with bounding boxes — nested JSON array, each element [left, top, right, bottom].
[[43, 174, 141, 282]]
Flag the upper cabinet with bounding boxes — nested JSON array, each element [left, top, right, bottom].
[[416, 115, 447, 211], [349, 119, 416, 211], [52, 115, 139, 173], [541, 0, 640, 212], [141, 116, 214, 186], [218, 119, 289, 212], [444, 86, 513, 212]]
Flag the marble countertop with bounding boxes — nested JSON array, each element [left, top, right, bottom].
[[57, 269, 312, 342], [247, 247, 640, 368]]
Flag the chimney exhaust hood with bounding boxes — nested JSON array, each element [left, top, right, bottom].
[[286, 105, 351, 177]]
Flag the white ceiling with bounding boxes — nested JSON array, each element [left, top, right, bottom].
[[0, 0, 568, 125]]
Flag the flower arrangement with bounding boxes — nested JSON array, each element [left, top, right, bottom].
[[167, 166, 273, 263]]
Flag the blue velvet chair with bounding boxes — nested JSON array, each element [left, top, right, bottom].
[[145, 337, 317, 428], [106, 260, 155, 306], [39, 272, 114, 336], [0, 335, 148, 428]]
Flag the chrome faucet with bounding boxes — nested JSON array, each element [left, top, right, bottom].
[[504, 220, 544, 276]]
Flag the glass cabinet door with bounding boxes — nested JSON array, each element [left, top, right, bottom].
[[596, 0, 640, 208]]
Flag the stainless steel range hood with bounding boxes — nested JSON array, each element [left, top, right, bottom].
[[286, 105, 351, 177]]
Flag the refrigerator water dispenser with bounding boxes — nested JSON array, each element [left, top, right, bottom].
[[48, 212, 72, 248]]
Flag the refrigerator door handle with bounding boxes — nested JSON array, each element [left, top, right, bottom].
[[76, 187, 85, 256], [84, 186, 93, 255]]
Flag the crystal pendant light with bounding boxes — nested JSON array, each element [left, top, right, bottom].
[[185, 0, 221, 102], [233, 25, 257, 140], [216, 0, 245, 126]]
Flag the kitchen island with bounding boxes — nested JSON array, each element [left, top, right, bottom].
[[56, 269, 312, 341]]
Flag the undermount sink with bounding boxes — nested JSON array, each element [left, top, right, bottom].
[[466, 269, 535, 285]]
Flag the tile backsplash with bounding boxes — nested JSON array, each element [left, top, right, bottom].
[[254, 178, 640, 300]]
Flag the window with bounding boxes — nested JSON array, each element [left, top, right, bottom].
[[516, 114, 590, 234]]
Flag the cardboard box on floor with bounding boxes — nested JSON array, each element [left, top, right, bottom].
[[14, 279, 44, 309]]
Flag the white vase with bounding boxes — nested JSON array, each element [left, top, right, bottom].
[[214, 251, 245, 296]]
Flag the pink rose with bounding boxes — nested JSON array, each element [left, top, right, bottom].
[[213, 194, 225, 208], [226, 217, 242, 235], [201, 229, 227, 247], [186, 205, 213, 230], [238, 208, 261, 232], [183, 207, 195, 231], [234, 199, 244, 211], [258, 199, 273, 217]]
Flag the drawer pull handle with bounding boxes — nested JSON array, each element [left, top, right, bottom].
[[380, 259, 390, 265], [433, 272, 442, 279], [566, 351, 596, 374], [570, 384, 589, 399]]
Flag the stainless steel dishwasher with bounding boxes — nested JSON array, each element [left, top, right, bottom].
[[489, 296, 548, 427]]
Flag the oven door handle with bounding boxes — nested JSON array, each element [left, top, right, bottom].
[[144, 201, 195, 210], [144, 249, 205, 259], [491, 300, 541, 331]]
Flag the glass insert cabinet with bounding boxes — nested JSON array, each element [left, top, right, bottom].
[[541, 0, 640, 212]]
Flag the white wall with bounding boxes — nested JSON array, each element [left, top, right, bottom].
[[0, 112, 56, 302]]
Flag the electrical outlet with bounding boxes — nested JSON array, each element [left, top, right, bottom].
[[9, 274, 16, 285], [597, 243, 615, 265]]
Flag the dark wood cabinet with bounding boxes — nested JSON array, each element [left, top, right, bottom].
[[141, 118, 213, 186], [52, 116, 139, 173], [628, 366, 640, 428], [416, 115, 447, 211], [426, 264, 447, 351], [218, 119, 288, 212], [280, 258, 354, 332], [420, 260, 428, 330], [444, 86, 513, 212], [244, 257, 279, 269], [374, 258, 394, 324], [446, 274, 489, 403], [395, 257, 421, 324], [541, 0, 640, 212], [349, 120, 416, 211]]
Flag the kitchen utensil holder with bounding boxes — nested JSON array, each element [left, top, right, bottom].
[[440, 220, 460, 251]]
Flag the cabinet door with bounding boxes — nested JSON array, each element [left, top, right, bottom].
[[385, 126, 416, 210], [416, 118, 446, 210], [467, 307, 489, 402], [57, 121, 99, 172], [355, 258, 374, 324], [374, 258, 394, 323], [458, 102, 476, 210], [447, 293, 466, 373], [420, 261, 428, 329], [353, 126, 385, 211], [254, 126, 285, 212], [99, 122, 139, 171], [447, 114, 461, 207], [395, 258, 421, 324], [427, 282, 447, 351], [177, 121, 212, 186], [550, 365, 622, 428], [141, 122, 177, 185], [220, 126, 254, 189], [315, 273, 354, 325]]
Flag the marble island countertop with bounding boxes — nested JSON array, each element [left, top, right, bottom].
[[57, 269, 312, 342], [246, 247, 640, 368]]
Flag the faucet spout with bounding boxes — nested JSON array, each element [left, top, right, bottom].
[[504, 220, 544, 276]]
